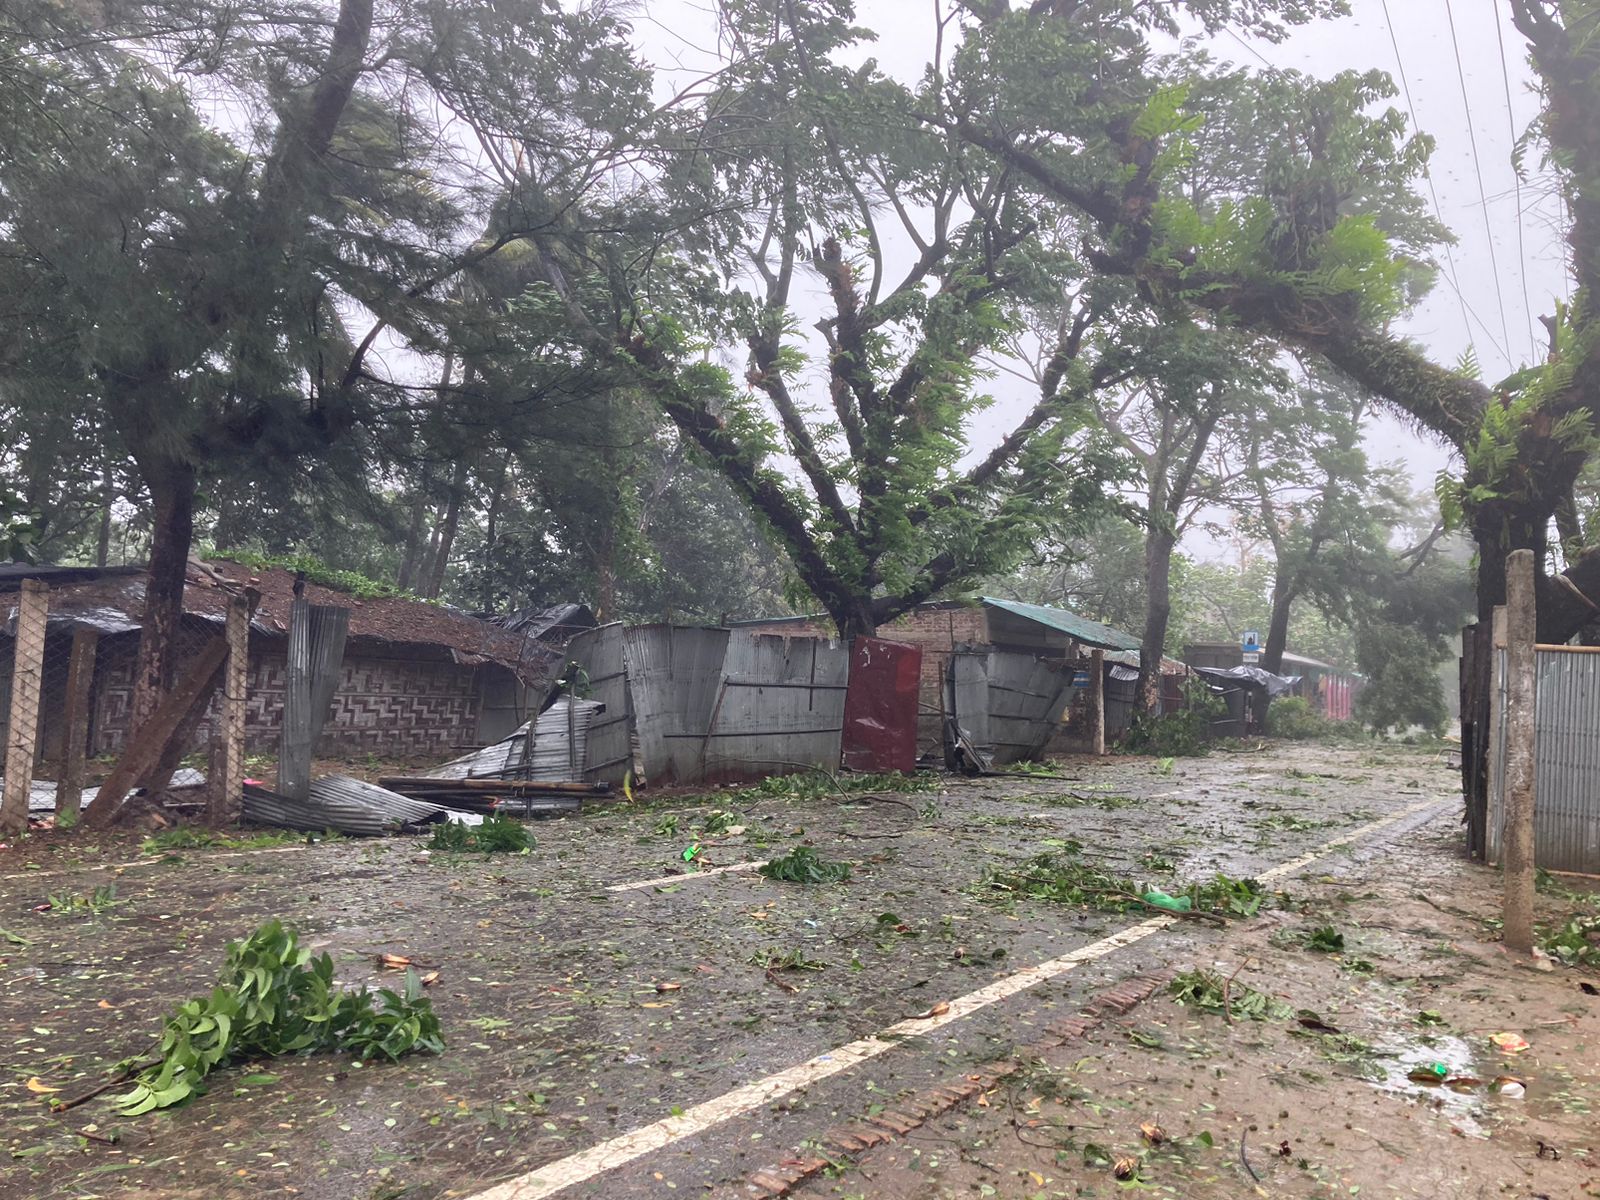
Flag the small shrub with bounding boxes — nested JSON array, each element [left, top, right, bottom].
[[427, 813, 532, 854], [1125, 678, 1224, 757], [112, 920, 442, 1115], [757, 846, 851, 884]]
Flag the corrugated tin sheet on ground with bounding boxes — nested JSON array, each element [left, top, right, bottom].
[[1488, 647, 1600, 874], [700, 631, 848, 783], [565, 623, 633, 785], [526, 697, 604, 782]]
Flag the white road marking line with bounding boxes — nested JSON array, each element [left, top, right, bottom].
[[605, 860, 769, 893], [0, 843, 308, 881], [464, 795, 1452, 1200]]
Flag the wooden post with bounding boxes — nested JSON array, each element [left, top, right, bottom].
[[0, 580, 49, 835], [1088, 648, 1106, 756], [209, 594, 250, 825], [1502, 550, 1537, 955], [55, 627, 99, 825]]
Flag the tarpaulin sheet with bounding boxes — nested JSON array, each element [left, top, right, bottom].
[[841, 637, 921, 773]]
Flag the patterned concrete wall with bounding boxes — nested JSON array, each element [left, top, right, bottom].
[[89, 637, 486, 759]]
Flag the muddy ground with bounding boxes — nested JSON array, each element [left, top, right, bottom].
[[0, 743, 1593, 1200]]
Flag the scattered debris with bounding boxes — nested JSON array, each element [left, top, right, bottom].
[[1169, 968, 1288, 1021], [1489, 1031, 1530, 1055]]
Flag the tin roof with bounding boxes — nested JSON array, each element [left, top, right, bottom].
[[980, 597, 1144, 652]]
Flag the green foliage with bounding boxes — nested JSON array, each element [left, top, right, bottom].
[[1264, 696, 1364, 741], [42, 885, 121, 916], [427, 814, 532, 854], [1125, 678, 1224, 757], [1540, 913, 1600, 970], [757, 846, 852, 885], [114, 921, 442, 1115], [1352, 623, 1449, 737], [983, 845, 1263, 917], [1169, 969, 1289, 1021], [702, 810, 741, 836], [141, 828, 318, 854], [747, 946, 828, 971], [1305, 926, 1346, 953], [208, 550, 425, 602]]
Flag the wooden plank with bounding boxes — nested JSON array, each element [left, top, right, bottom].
[[83, 633, 228, 828], [55, 627, 99, 824]]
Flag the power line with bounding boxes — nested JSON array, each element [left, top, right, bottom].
[[1443, 0, 1516, 365], [1492, 0, 1539, 361], [1378, 0, 1497, 368]]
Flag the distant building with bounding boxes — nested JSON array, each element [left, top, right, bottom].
[[1182, 642, 1360, 719]]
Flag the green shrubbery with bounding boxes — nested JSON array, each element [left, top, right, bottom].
[[1125, 678, 1224, 757]]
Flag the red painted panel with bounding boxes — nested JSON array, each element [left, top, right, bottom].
[[842, 637, 922, 773]]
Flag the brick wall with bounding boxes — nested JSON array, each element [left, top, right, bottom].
[[90, 638, 486, 760], [736, 605, 990, 757]]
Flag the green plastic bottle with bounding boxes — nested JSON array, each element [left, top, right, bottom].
[[1142, 889, 1193, 912]]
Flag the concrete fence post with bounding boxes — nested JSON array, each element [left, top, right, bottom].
[[0, 580, 49, 835], [1502, 549, 1537, 955], [210, 593, 250, 825]]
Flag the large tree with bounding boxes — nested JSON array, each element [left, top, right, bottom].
[[946, 1, 1600, 646]]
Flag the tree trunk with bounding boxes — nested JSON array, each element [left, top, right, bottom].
[[395, 471, 432, 593], [1136, 527, 1176, 715], [423, 458, 468, 600], [95, 464, 114, 568], [481, 451, 511, 612], [129, 457, 198, 735], [1261, 578, 1295, 675]]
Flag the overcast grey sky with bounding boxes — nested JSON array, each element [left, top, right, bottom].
[[631, 0, 1565, 557]]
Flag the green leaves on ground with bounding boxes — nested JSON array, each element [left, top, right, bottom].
[[427, 813, 532, 854], [42, 885, 121, 916], [747, 946, 827, 971], [982, 845, 1263, 917], [1305, 926, 1346, 953], [757, 846, 851, 884], [141, 827, 318, 854], [1169, 969, 1289, 1021], [113, 921, 442, 1116], [1541, 913, 1600, 969]]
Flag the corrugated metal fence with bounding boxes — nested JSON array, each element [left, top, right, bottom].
[[947, 646, 1073, 766], [1488, 645, 1600, 875]]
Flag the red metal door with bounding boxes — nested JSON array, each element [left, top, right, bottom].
[[841, 637, 921, 773]]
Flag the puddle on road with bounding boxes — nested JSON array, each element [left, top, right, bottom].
[[1370, 1035, 1497, 1137]]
